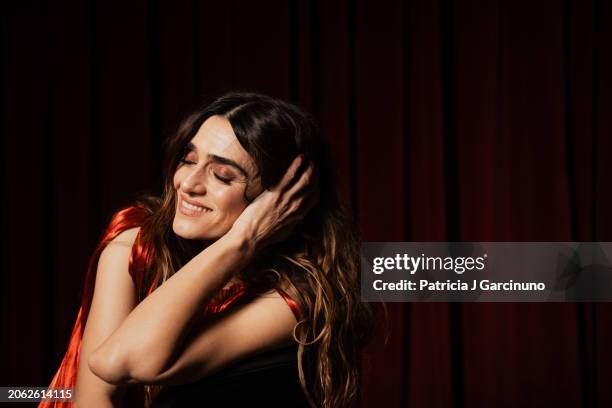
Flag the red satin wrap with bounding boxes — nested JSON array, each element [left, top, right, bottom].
[[39, 205, 301, 407]]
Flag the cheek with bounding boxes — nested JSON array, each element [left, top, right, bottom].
[[211, 188, 248, 216], [173, 169, 183, 189]]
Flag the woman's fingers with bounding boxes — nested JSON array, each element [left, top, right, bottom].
[[269, 156, 319, 224], [273, 154, 304, 192], [285, 189, 319, 227], [285, 161, 315, 198], [286, 164, 319, 220]]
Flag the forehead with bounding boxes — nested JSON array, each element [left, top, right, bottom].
[[190, 115, 254, 173]]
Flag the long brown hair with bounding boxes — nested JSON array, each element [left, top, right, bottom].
[[135, 92, 374, 407]]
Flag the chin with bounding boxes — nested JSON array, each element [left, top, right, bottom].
[[172, 216, 224, 241], [173, 222, 211, 240]]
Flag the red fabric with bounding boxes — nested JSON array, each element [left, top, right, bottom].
[[39, 206, 301, 407]]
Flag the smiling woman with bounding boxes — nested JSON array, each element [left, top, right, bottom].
[[172, 116, 259, 241], [39, 92, 374, 408]]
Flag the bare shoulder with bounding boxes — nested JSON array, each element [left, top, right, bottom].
[[249, 287, 298, 323], [95, 227, 141, 280], [251, 284, 288, 303], [106, 227, 141, 250], [221, 286, 297, 324]]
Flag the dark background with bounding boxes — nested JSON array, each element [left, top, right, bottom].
[[2, 0, 611, 407]]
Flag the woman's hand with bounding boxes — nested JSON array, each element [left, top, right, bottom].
[[230, 155, 319, 254]]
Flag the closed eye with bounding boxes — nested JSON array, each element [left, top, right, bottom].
[[214, 173, 232, 184]]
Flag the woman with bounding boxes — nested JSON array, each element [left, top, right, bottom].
[[41, 92, 374, 408]]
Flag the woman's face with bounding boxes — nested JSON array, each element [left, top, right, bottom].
[[172, 115, 261, 241]]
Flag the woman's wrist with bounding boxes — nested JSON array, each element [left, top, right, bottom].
[[222, 226, 257, 263]]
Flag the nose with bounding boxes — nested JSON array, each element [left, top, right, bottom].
[[180, 165, 207, 195]]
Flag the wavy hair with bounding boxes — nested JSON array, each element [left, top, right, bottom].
[[132, 92, 374, 407]]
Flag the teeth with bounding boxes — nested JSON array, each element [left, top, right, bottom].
[[182, 200, 211, 213]]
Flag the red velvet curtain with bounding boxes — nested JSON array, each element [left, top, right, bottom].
[[2, 0, 611, 407]]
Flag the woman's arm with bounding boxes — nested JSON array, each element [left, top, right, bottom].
[[88, 229, 253, 384], [125, 289, 298, 385], [88, 155, 316, 386], [73, 228, 140, 407]]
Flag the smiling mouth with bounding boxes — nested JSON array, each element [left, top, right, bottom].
[[179, 197, 212, 216]]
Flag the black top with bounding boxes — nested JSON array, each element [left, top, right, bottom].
[[150, 345, 311, 408]]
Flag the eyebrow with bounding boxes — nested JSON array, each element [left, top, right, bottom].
[[185, 142, 249, 178]]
